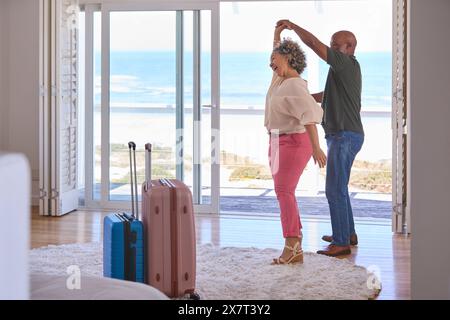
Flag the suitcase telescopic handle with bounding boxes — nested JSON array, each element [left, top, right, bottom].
[[128, 141, 136, 150], [145, 143, 152, 189], [128, 141, 139, 220]]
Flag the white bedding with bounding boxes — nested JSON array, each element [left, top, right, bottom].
[[31, 274, 169, 300], [0, 152, 30, 299]]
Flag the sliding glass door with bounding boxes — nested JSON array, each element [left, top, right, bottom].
[[84, 1, 220, 214]]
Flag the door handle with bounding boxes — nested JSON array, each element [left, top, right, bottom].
[[202, 104, 216, 109]]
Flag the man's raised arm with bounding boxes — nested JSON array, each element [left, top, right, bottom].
[[277, 20, 328, 62]]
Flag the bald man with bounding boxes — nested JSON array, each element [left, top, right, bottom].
[[277, 20, 364, 257]]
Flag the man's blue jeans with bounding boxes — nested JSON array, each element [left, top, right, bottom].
[[325, 131, 364, 246]]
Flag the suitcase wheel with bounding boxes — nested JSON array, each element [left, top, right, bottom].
[[189, 292, 201, 300]]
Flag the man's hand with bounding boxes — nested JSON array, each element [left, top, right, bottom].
[[276, 19, 295, 30], [312, 147, 327, 168], [274, 24, 287, 36], [276, 19, 328, 62], [275, 24, 287, 34]]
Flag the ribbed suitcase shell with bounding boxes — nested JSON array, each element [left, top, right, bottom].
[[103, 141, 144, 283], [141, 178, 196, 297], [103, 213, 144, 283]]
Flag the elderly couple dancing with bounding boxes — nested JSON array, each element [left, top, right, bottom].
[[266, 20, 364, 264]]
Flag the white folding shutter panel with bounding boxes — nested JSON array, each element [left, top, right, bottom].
[[39, 0, 51, 216], [392, 0, 408, 233], [51, 0, 79, 216]]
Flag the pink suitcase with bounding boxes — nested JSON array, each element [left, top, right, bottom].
[[142, 143, 199, 299]]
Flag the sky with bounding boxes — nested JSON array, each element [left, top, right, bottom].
[[91, 0, 392, 53]]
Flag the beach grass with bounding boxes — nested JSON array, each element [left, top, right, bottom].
[[319, 159, 392, 193], [228, 165, 272, 181], [350, 160, 392, 193], [99, 144, 392, 193], [98, 144, 179, 183]]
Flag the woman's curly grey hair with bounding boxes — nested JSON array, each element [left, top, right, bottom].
[[273, 38, 307, 75]]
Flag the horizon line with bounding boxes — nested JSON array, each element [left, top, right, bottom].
[[98, 49, 393, 54]]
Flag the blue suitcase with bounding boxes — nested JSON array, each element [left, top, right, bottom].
[[103, 142, 144, 282]]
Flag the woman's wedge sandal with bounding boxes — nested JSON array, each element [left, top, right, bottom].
[[271, 242, 303, 265]]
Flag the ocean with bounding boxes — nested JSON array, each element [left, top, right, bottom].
[[91, 51, 392, 165], [95, 51, 392, 109]]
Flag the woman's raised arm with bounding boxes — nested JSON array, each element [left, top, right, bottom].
[[273, 24, 286, 48]]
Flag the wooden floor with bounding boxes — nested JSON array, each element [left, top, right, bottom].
[[31, 208, 410, 300]]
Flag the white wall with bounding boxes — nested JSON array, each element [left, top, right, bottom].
[[409, 0, 450, 299], [1, 0, 40, 203]]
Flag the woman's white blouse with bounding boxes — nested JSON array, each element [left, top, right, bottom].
[[265, 73, 323, 134]]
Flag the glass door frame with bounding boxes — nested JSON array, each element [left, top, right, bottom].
[[84, 1, 220, 214]]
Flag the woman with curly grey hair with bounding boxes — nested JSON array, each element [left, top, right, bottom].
[[265, 24, 326, 265]]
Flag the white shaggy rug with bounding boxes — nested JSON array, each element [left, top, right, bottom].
[[30, 242, 381, 300]]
